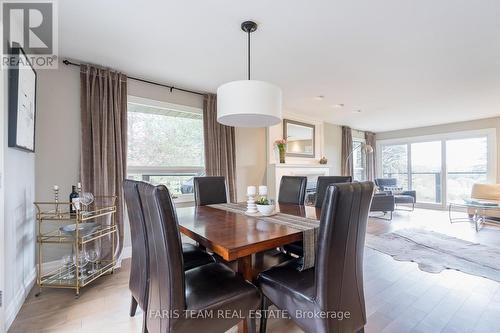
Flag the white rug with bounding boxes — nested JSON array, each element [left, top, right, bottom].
[[365, 229, 500, 282]]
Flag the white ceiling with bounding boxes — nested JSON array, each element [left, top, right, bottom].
[[59, 0, 500, 132]]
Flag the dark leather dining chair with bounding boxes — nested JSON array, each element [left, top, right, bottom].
[[123, 180, 215, 326], [284, 176, 353, 256], [123, 179, 149, 324], [193, 176, 228, 206], [138, 181, 260, 333], [278, 176, 307, 205], [258, 181, 374, 333], [315, 176, 352, 208]]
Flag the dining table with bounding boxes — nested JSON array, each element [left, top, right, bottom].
[[176, 203, 322, 333]]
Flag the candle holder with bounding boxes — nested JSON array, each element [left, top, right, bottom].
[[53, 186, 60, 216], [246, 194, 258, 214]]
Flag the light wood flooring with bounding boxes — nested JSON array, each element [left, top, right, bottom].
[[8, 208, 500, 333]]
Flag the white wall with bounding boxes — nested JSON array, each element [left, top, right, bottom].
[[235, 127, 267, 202], [35, 66, 80, 203], [2, 20, 37, 333], [323, 122, 342, 175], [376, 117, 500, 181]]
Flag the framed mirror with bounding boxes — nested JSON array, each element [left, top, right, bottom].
[[283, 119, 315, 158]]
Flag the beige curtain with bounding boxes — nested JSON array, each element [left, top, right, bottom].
[[203, 94, 237, 202], [341, 126, 353, 177], [80, 64, 127, 259], [365, 131, 376, 181]]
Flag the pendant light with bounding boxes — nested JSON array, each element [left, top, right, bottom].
[[217, 21, 282, 127]]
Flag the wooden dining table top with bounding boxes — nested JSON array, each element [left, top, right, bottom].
[[176, 203, 322, 262]]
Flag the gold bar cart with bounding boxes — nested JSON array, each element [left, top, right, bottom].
[[34, 196, 117, 297]]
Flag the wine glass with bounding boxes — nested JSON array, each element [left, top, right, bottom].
[[61, 254, 75, 280], [80, 192, 94, 212], [76, 250, 88, 280], [85, 239, 101, 275]]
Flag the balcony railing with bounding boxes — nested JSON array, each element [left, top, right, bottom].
[[382, 171, 487, 204], [127, 166, 205, 198]]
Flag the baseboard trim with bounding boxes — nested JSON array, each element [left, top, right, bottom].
[[5, 266, 36, 331]]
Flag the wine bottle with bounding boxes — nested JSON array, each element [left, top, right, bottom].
[[69, 185, 79, 215]]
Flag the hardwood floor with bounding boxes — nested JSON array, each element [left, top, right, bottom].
[[8, 208, 500, 333]]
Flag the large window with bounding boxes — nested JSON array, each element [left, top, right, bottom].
[[127, 97, 205, 200], [446, 137, 488, 202], [352, 138, 367, 181], [378, 129, 495, 207]]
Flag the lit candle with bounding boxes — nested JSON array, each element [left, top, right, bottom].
[[53, 185, 59, 191], [247, 186, 256, 196], [258, 185, 268, 196]]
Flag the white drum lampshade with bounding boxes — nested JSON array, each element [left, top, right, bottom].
[[217, 80, 282, 127]]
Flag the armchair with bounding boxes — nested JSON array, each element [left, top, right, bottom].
[[375, 178, 416, 211], [370, 192, 395, 220]]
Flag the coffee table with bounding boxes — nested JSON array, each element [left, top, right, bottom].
[[449, 199, 500, 232]]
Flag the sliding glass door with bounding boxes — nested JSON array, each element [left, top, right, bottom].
[[446, 137, 488, 202], [378, 129, 495, 208], [410, 141, 442, 204], [381, 144, 408, 189]]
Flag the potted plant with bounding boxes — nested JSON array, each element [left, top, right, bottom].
[[275, 138, 287, 164], [255, 197, 275, 216]]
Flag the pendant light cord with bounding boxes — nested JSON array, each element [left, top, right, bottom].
[[247, 30, 251, 80]]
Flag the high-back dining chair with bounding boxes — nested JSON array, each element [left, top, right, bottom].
[[123, 180, 149, 323], [258, 181, 374, 333], [193, 176, 228, 206], [315, 176, 352, 208], [278, 176, 307, 205], [137, 182, 260, 333], [123, 180, 215, 328]]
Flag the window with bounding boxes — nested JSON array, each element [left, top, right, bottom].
[[381, 144, 408, 190], [446, 137, 488, 202], [127, 97, 205, 200], [352, 138, 367, 181], [378, 129, 495, 208]]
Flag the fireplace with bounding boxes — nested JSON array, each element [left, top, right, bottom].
[[267, 164, 331, 201]]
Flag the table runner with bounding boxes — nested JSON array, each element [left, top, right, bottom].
[[208, 203, 320, 270]]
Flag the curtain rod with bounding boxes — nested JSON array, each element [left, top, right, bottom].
[[62, 59, 207, 96]]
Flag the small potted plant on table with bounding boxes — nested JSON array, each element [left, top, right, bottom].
[[255, 197, 275, 216]]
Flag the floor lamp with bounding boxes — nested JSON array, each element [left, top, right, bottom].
[[344, 143, 374, 180]]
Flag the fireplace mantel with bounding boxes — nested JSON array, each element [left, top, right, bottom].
[[266, 163, 332, 200], [271, 163, 332, 168]]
